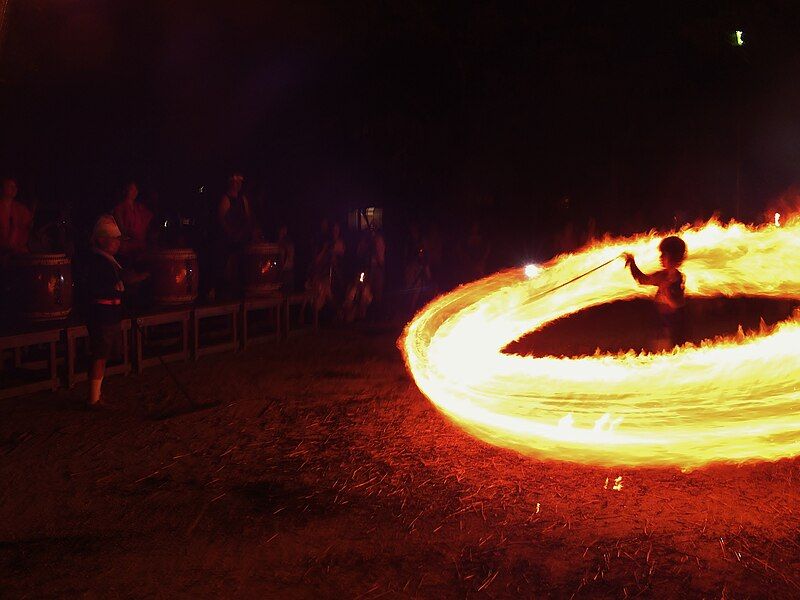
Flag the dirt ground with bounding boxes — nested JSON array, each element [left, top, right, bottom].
[[2, 303, 800, 599]]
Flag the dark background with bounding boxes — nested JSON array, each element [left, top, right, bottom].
[[1, 1, 799, 258]]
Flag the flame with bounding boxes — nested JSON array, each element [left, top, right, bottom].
[[524, 263, 542, 278], [401, 216, 800, 468], [775, 212, 781, 227]]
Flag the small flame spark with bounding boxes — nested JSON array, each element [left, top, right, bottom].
[[775, 212, 781, 227], [359, 272, 365, 283], [524, 263, 542, 278], [612, 476, 623, 491]]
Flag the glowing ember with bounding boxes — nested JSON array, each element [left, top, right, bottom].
[[775, 212, 781, 227], [524, 263, 542, 278], [401, 217, 800, 468]]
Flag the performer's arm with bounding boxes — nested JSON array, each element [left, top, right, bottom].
[[623, 253, 657, 286]]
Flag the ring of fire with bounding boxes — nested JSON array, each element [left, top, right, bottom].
[[401, 218, 800, 468]]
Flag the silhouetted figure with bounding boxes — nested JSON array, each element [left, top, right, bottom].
[[344, 226, 385, 322], [311, 217, 330, 264], [404, 222, 432, 313], [31, 202, 77, 257], [0, 177, 33, 259], [424, 223, 443, 289], [309, 221, 345, 313], [212, 172, 256, 299], [555, 220, 577, 255], [584, 217, 598, 246], [277, 224, 295, 293], [365, 226, 385, 305], [463, 221, 490, 282], [86, 215, 150, 406], [328, 222, 346, 309], [113, 181, 153, 261], [218, 173, 255, 244], [624, 235, 688, 351]]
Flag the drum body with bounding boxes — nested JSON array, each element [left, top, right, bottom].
[[10, 253, 73, 321], [148, 248, 199, 305], [242, 243, 281, 296]]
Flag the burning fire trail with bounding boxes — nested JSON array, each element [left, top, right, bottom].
[[401, 218, 800, 468]]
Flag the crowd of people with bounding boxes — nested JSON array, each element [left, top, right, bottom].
[[0, 172, 624, 322], [0, 170, 378, 404], [0, 168, 714, 406], [0, 172, 523, 327]]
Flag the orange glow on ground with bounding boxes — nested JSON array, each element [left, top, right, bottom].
[[401, 217, 800, 468]]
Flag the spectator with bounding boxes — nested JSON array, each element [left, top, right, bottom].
[[309, 220, 345, 313], [31, 202, 77, 257], [0, 176, 33, 258], [85, 215, 148, 406], [212, 171, 256, 298], [366, 226, 385, 306], [277, 224, 295, 293], [112, 181, 153, 261], [463, 220, 491, 281], [217, 172, 255, 245]]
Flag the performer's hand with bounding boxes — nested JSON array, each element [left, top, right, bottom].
[[622, 252, 634, 267]]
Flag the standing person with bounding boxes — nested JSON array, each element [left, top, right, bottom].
[[623, 235, 688, 351], [212, 172, 256, 299], [365, 226, 386, 307], [328, 222, 346, 305], [277, 224, 295, 293], [312, 218, 330, 264], [0, 176, 33, 259], [463, 221, 491, 282], [112, 181, 153, 262], [424, 222, 443, 291], [85, 215, 152, 406], [217, 172, 255, 246], [309, 221, 345, 313]]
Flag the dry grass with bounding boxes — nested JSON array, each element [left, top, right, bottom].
[[1, 323, 799, 598]]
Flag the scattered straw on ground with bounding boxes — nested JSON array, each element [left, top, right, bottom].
[[1, 324, 799, 598]]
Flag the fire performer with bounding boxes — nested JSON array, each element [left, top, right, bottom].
[[86, 215, 148, 406], [623, 235, 687, 351]]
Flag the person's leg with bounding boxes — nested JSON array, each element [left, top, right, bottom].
[[88, 358, 107, 404], [652, 310, 672, 353], [87, 320, 114, 405]]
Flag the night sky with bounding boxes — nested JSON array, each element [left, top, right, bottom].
[[2, 1, 800, 240]]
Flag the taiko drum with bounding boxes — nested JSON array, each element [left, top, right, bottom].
[[148, 248, 199, 305], [10, 253, 73, 321], [242, 242, 281, 296]]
